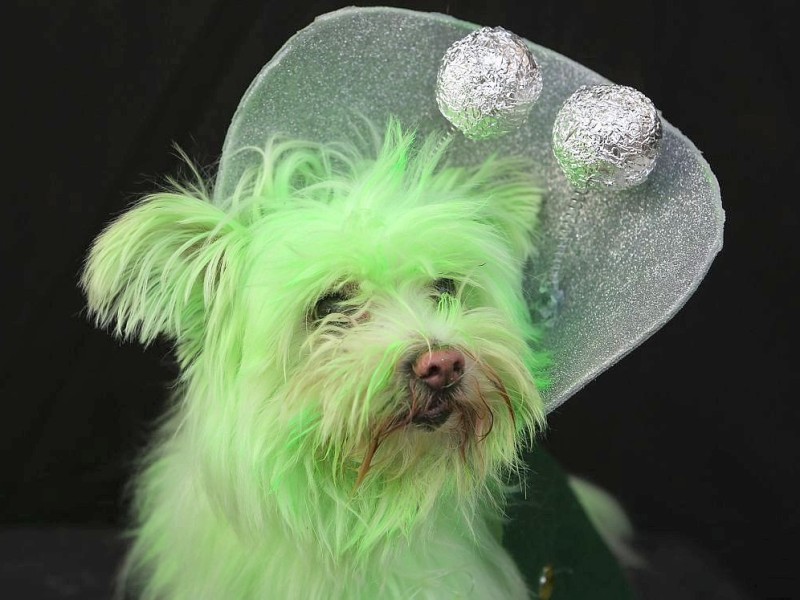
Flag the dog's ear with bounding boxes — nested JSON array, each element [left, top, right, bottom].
[[82, 189, 243, 346]]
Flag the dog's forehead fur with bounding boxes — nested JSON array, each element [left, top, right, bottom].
[[249, 199, 519, 293], [238, 128, 541, 302]]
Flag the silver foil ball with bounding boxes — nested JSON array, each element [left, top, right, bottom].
[[436, 27, 543, 140], [552, 84, 663, 190]]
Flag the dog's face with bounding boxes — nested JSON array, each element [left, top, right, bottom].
[[247, 185, 545, 487], [83, 123, 548, 556]]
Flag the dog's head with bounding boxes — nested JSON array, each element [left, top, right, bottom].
[[83, 122, 548, 556]]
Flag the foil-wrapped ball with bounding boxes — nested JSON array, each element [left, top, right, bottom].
[[552, 84, 663, 190], [436, 27, 542, 140]]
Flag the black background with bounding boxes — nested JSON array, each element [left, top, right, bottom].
[[3, 1, 796, 598]]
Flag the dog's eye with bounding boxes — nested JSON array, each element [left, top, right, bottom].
[[311, 290, 356, 322], [432, 278, 457, 297]]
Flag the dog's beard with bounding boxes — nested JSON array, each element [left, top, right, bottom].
[[282, 299, 543, 506], [355, 349, 516, 488]]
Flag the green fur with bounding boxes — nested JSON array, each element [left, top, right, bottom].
[[83, 121, 548, 598]]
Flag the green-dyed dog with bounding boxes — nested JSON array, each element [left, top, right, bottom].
[[83, 121, 549, 598]]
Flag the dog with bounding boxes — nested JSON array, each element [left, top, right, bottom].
[[82, 121, 549, 598]]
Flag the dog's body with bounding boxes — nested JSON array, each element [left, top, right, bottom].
[[83, 122, 548, 599]]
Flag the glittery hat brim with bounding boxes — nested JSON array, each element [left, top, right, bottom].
[[214, 6, 724, 412]]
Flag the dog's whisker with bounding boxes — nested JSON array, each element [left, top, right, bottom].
[[442, 375, 463, 390], [354, 412, 410, 490], [477, 360, 516, 428], [354, 435, 381, 491], [472, 375, 495, 441], [457, 406, 474, 462], [354, 421, 393, 490], [409, 383, 422, 417], [384, 413, 412, 436]]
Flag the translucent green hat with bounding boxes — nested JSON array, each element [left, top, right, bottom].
[[213, 6, 724, 411]]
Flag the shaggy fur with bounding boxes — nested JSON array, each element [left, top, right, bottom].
[[83, 121, 549, 599]]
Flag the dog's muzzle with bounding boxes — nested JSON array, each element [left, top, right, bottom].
[[409, 348, 465, 429]]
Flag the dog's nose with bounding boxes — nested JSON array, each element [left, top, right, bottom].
[[413, 348, 465, 390]]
